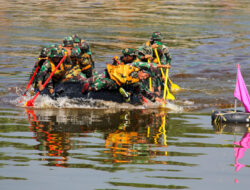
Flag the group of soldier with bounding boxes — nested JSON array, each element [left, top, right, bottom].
[[30, 32, 173, 104]]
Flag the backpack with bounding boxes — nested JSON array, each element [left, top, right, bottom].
[[106, 64, 140, 86]]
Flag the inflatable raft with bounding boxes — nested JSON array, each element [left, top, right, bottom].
[[211, 109, 250, 124], [40, 81, 143, 105]]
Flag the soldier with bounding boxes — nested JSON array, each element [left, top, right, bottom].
[[37, 47, 65, 95], [62, 36, 74, 68], [29, 46, 51, 90], [72, 34, 81, 47], [85, 63, 167, 103], [145, 31, 172, 66], [136, 45, 153, 62], [119, 48, 137, 65], [136, 45, 162, 96], [79, 40, 96, 75]]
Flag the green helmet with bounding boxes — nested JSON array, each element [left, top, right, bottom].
[[40, 46, 50, 58], [80, 41, 91, 55], [122, 48, 136, 56], [71, 47, 81, 57], [48, 47, 64, 58], [72, 34, 81, 43], [63, 36, 74, 46], [151, 31, 162, 41], [136, 46, 152, 56]]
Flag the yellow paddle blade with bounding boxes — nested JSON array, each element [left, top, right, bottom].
[[166, 90, 175, 100], [163, 68, 175, 107], [168, 79, 181, 93]]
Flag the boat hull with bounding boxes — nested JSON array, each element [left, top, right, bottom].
[[40, 81, 142, 105], [211, 109, 250, 124]]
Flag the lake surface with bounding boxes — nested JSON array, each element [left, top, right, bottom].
[[0, 0, 250, 189]]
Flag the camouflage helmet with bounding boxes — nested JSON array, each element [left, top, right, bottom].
[[151, 31, 162, 41], [72, 34, 81, 43], [63, 36, 74, 46], [80, 41, 91, 54], [40, 46, 50, 58], [136, 46, 152, 56], [122, 48, 136, 56], [48, 47, 64, 58], [70, 47, 81, 57]]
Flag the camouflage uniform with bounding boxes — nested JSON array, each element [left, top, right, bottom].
[[62, 36, 75, 68], [128, 61, 159, 102], [132, 52, 162, 96], [64, 45, 98, 91], [90, 70, 117, 91], [147, 31, 172, 65], [37, 47, 65, 91], [29, 46, 51, 88], [89, 63, 157, 103]]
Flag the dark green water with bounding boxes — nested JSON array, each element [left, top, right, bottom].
[[0, 0, 250, 189]]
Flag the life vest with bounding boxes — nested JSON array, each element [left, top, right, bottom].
[[106, 64, 140, 86], [49, 60, 66, 81], [50, 60, 65, 75], [64, 65, 82, 81], [80, 53, 92, 71]]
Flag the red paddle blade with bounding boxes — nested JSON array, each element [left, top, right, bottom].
[[25, 100, 34, 107]]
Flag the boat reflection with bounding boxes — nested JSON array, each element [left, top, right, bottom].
[[25, 108, 169, 167], [212, 121, 249, 134], [233, 128, 250, 183], [213, 121, 250, 183]]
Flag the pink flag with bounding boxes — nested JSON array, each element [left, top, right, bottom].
[[234, 64, 250, 113]]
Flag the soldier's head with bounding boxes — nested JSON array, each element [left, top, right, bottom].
[[48, 47, 64, 64], [151, 31, 163, 43], [72, 34, 81, 47], [70, 47, 81, 64], [40, 46, 50, 58], [136, 46, 152, 61], [63, 36, 74, 48], [80, 41, 91, 55], [121, 48, 137, 64]]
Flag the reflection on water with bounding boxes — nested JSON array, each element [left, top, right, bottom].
[[1, 107, 250, 189], [26, 108, 169, 167], [234, 130, 250, 183]]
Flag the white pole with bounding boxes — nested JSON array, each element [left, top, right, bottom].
[[234, 99, 237, 112]]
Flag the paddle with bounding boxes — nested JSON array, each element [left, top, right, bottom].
[[162, 66, 175, 107], [148, 59, 153, 91], [23, 66, 40, 96], [153, 48, 181, 93], [154, 48, 175, 101], [168, 78, 181, 93], [25, 53, 67, 107]]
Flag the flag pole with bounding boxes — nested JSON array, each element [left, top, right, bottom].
[[234, 99, 237, 112]]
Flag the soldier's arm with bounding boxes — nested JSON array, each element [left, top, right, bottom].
[[37, 62, 52, 91], [163, 45, 172, 65]]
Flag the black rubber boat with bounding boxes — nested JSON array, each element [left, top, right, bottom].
[[40, 81, 142, 105], [211, 109, 250, 124]]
